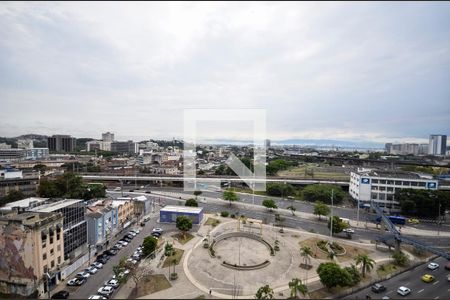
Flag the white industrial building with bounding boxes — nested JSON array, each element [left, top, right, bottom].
[[349, 169, 438, 213]]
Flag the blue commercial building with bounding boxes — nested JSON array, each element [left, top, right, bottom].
[[159, 206, 203, 224], [86, 203, 119, 251]]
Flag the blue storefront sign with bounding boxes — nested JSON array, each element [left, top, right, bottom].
[[427, 182, 437, 189]]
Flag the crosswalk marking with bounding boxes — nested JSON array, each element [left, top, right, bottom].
[[433, 280, 439, 285], [418, 289, 424, 293]]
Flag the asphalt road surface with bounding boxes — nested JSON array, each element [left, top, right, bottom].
[[344, 256, 450, 299], [63, 212, 173, 299]]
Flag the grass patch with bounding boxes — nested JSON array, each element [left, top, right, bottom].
[[205, 217, 220, 226], [172, 232, 194, 245], [338, 245, 372, 262], [162, 248, 184, 268], [133, 274, 171, 298], [377, 263, 399, 278], [299, 237, 328, 260]]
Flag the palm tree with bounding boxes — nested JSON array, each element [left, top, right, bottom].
[[354, 254, 375, 278], [255, 285, 274, 299], [300, 246, 313, 267], [289, 278, 308, 299]]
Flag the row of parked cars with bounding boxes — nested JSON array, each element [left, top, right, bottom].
[[90, 228, 142, 299], [51, 228, 142, 299]]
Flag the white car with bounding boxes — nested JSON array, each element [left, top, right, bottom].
[[92, 262, 103, 269], [76, 271, 90, 279], [105, 279, 119, 288], [427, 262, 439, 270], [132, 228, 140, 234], [343, 228, 355, 234], [118, 240, 128, 246], [85, 266, 98, 274], [114, 243, 123, 249], [128, 231, 137, 237], [98, 286, 114, 297], [88, 296, 107, 300], [126, 258, 138, 265], [152, 228, 164, 234], [397, 286, 411, 296]]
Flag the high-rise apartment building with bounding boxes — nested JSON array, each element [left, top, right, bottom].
[[428, 134, 447, 156], [47, 135, 76, 153], [102, 132, 114, 143]]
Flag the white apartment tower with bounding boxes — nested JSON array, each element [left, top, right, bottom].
[[428, 134, 447, 156], [102, 132, 115, 143]]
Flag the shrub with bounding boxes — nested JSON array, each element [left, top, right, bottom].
[[230, 214, 235, 218], [220, 211, 229, 217]]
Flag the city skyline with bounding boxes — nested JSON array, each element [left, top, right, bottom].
[[1, 2, 450, 143]]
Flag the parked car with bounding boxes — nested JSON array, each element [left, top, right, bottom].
[[371, 283, 386, 293], [447, 274, 450, 282], [397, 286, 411, 296], [51, 291, 70, 299], [126, 258, 138, 265], [84, 266, 98, 274], [88, 296, 107, 300], [105, 249, 117, 256], [98, 286, 114, 298], [118, 240, 128, 246], [105, 279, 120, 288], [96, 257, 108, 264], [128, 231, 137, 237], [124, 237, 132, 243], [143, 216, 151, 222], [67, 278, 85, 286], [445, 262, 450, 270], [132, 228, 140, 234], [92, 262, 103, 269], [76, 271, 91, 279], [113, 244, 122, 250], [427, 262, 439, 270]]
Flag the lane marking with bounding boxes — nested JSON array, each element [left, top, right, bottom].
[[418, 289, 424, 294], [434, 297, 439, 299], [433, 280, 439, 285], [386, 291, 393, 295]]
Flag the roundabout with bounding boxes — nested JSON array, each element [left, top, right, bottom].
[[184, 220, 299, 297]]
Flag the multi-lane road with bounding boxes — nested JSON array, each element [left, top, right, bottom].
[[344, 256, 450, 299]]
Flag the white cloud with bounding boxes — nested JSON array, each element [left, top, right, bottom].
[[0, 2, 449, 143]]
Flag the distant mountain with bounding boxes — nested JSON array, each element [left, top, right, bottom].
[[199, 138, 384, 149], [15, 134, 48, 140], [273, 139, 385, 149]]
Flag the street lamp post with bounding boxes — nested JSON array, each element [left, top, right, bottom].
[[329, 189, 334, 240]]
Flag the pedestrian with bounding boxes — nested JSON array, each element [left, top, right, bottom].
[[209, 289, 212, 295]]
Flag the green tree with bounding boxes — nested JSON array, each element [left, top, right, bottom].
[[38, 179, 60, 198], [142, 236, 158, 257], [392, 251, 409, 267], [112, 257, 128, 284], [327, 216, 349, 234], [288, 278, 308, 298], [354, 254, 375, 278], [317, 262, 352, 290], [300, 246, 313, 267], [266, 159, 292, 176], [0, 190, 26, 206], [223, 190, 239, 206], [266, 183, 295, 197], [262, 199, 278, 211], [255, 284, 274, 299], [176, 215, 193, 238], [313, 201, 330, 220], [193, 190, 202, 199], [302, 184, 345, 204], [344, 264, 361, 286], [33, 164, 47, 174], [185, 198, 198, 207]]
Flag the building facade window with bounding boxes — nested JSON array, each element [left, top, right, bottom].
[[43, 253, 47, 260]]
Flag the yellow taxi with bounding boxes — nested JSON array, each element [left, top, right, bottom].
[[421, 274, 435, 283], [408, 218, 420, 225]]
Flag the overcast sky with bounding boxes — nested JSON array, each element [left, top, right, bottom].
[[0, 2, 449, 143]]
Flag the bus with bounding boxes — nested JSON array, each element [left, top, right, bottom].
[[375, 215, 406, 225]]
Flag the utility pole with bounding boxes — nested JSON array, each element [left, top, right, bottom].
[[356, 197, 360, 226]]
